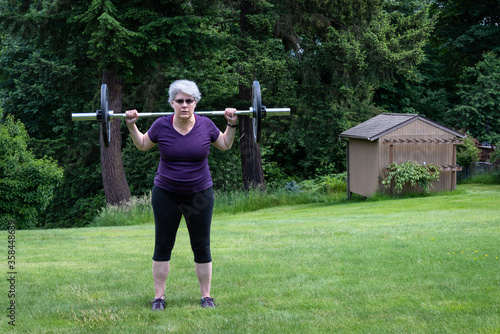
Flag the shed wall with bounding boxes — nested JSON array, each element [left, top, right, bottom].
[[376, 119, 458, 194], [348, 139, 379, 197]]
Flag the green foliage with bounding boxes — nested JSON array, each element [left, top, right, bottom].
[[0, 0, 240, 227], [381, 160, 440, 194], [91, 183, 346, 227], [490, 145, 500, 166], [91, 194, 153, 227], [0, 11, 106, 228], [76, 0, 140, 76], [295, 0, 433, 100], [0, 114, 63, 229], [92, 172, 348, 227], [272, 173, 348, 199], [208, 146, 243, 191], [460, 141, 500, 185], [297, 172, 348, 195], [374, 62, 452, 119], [429, 0, 500, 83], [0, 42, 81, 137], [0, 0, 453, 228], [450, 52, 500, 143], [456, 134, 480, 167], [122, 138, 159, 196], [279, 0, 433, 177], [213, 175, 348, 215], [376, 0, 500, 133], [460, 170, 500, 185]]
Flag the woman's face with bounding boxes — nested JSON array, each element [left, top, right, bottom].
[[171, 91, 197, 120]]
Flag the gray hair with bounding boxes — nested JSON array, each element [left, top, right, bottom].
[[168, 79, 201, 102]]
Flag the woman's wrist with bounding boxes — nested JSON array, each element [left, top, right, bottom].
[[227, 122, 237, 128], [127, 122, 138, 130]]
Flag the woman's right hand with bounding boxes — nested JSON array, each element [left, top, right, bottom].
[[125, 109, 139, 125]]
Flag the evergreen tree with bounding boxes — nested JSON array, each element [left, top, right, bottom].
[[274, 0, 434, 176], [451, 52, 500, 143]]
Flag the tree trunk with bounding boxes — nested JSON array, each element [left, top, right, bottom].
[[239, 85, 266, 191], [238, 1, 266, 191], [100, 70, 131, 205]]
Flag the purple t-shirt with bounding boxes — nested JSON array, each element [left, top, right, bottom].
[[147, 115, 221, 194]]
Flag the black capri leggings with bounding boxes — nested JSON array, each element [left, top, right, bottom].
[[151, 185, 214, 263]]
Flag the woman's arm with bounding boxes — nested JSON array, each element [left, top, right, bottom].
[[212, 108, 237, 151], [125, 109, 156, 151]]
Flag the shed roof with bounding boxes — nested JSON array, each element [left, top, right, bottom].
[[339, 113, 465, 141]]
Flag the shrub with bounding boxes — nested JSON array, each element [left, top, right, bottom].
[[380, 161, 440, 194], [284, 180, 301, 193], [456, 135, 480, 167], [0, 115, 64, 229], [319, 173, 347, 193], [297, 172, 347, 195], [489, 144, 500, 167]]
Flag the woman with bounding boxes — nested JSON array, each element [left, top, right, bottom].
[[125, 79, 237, 310]]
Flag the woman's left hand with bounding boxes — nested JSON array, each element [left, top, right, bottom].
[[225, 108, 237, 126]]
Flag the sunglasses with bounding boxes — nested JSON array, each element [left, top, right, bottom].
[[173, 99, 196, 105]]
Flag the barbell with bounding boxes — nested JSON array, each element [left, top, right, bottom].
[[72, 81, 291, 147]]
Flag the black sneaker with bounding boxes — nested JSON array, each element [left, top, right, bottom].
[[149, 297, 166, 311], [200, 297, 216, 308]]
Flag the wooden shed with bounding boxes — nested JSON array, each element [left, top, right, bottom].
[[339, 113, 466, 197]]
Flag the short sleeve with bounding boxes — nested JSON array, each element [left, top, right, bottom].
[[147, 116, 168, 143], [204, 117, 221, 143]]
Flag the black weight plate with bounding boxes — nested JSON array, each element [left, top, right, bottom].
[[252, 81, 262, 144], [101, 84, 111, 147]]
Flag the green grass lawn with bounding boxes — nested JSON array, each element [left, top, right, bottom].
[[2, 184, 499, 333]]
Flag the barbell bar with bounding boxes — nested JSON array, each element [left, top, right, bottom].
[[72, 108, 291, 120], [72, 81, 291, 147]]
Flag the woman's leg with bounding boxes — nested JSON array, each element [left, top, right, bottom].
[[183, 188, 215, 298], [195, 262, 212, 298], [151, 186, 182, 300], [153, 260, 170, 299]]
